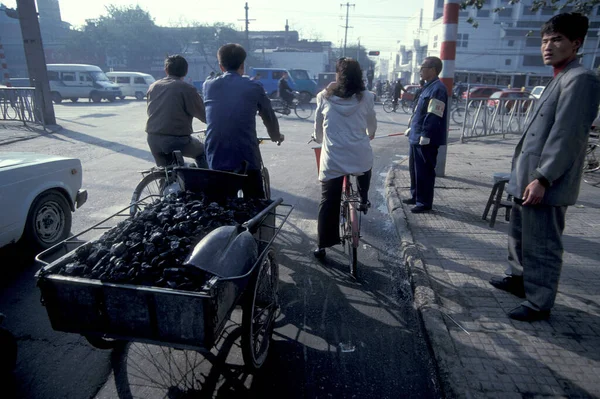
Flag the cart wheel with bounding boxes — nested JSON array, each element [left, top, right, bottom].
[[242, 249, 278, 370], [84, 335, 125, 350]]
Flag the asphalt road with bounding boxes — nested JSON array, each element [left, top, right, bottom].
[[0, 99, 441, 399]]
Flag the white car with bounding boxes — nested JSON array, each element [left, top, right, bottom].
[[0, 153, 87, 250]]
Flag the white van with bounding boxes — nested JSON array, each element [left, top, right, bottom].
[[106, 71, 155, 100], [46, 64, 122, 104]]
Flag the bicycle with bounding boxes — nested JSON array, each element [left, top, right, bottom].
[[271, 91, 313, 120], [383, 98, 415, 114], [583, 131, 600, 186], [130, 134, 277, 216], [311, 144, 362, 277]]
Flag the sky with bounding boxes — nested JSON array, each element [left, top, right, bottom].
[[4, 0, 423, 53]]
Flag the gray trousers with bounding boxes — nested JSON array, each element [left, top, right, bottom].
[[147, 134, 207, 168], [507, 202, 567, 311]]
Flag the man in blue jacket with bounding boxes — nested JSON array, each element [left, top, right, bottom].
[[203, 43, 284, 198], [404, 56, 448, 213]]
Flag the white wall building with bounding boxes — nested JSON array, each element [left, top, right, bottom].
[[400, 0, 600, 88]]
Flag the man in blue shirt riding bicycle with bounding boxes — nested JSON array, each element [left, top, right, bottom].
[[203, 43, 284, 198]]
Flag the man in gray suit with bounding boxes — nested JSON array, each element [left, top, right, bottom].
[[490, 13, 600, 321]]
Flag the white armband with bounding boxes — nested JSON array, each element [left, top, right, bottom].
[[427, 98, 446, 118]]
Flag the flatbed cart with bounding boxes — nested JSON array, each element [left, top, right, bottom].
[[35, 169, 293, 370]]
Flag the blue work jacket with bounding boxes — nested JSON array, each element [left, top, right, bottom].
[[409, 77, 448, 146]]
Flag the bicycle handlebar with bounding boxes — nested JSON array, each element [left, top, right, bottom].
[[257, 136, 284, 146]]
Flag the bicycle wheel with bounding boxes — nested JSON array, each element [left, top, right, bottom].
[[346, 204, 359, 278], [130, 170, 168, 216], [584, 141, 600, 173], [294, 102, 313, 119], [382, 100, 394, 113], [401, 101, 412, 114], [451, 107, 466, 125], [242, 249, 278, 370], [262, 166, 271, 200]]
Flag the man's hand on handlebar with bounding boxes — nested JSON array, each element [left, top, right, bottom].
[[274, 134, 285, 145]]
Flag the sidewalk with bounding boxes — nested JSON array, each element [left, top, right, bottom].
[[386, 136, 600, 399], [0, 121, 60, 146]]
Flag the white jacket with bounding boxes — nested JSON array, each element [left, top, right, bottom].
[[313, 90, 377, 181]]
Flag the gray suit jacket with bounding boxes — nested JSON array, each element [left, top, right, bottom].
[[506, 59, 600, 206]]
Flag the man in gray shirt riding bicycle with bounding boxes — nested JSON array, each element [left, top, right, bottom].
[[146, 55, 208, 168]]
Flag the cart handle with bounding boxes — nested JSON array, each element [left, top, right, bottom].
[[242, 197, 283, 233]]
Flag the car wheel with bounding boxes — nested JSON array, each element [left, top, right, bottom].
[[70, 97, 79, 103], [269, 91, 278, 99], [91, 92, 102, 103], [119, 96, 126, 100], [135, 92, 145, 100], [51, 92, 62, 104], [24, 190, 72, 250]]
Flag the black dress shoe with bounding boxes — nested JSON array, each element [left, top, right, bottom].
[[489, 275, 526, 298], [402, 198, 416, 205], [313, 248, 326, 259], [508, 305, 550, 321], [410, 205, 432, 213]]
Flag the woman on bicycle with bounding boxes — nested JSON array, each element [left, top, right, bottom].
[[312, 57, 377, 259]]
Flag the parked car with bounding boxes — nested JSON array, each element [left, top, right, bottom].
[[487, 89, 535, 114], [530, 85, 546, 99], [106, 71, 155, 100], [463, 86, 501, 100], [0, 152, 87, 250], [46, 64, 122, 104]]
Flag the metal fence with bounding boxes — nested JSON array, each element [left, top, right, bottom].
[[0, 88, 44, 126], [451, 98, 537, 142]]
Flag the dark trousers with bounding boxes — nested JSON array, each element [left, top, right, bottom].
[[147, 134, 208, 168], [317, 170, 371, 248], [409, 144, 439, 208], [508, 202, 567, 311]]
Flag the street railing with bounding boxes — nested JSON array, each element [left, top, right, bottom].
[[452, 97, 537, 142], [0, 87, 44, 126]]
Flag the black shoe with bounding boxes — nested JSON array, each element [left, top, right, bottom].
[[410, 205, 432, 213], [508, 305, 550, 322], [402, 198, 416, 205], [489, 275, 525, 298], [358, 201, 371, 214], [313, 248, 326, 259]]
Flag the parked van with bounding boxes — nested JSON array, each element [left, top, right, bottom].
[[46, 64, 122, 103], [248, 67, 317, 102], [106, 71, 155, 100]]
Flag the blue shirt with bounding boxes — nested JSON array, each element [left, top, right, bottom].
[[409, 77, 448, 146], [203, 72, 280, 171]]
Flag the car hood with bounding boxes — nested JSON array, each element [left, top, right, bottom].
[[0, 152, 75, 169]]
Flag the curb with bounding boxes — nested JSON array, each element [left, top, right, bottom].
[[385, 165, 474, 399]]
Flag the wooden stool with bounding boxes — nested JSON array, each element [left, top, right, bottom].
[[482, 172, 513, 228]]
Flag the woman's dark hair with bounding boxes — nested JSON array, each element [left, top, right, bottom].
[[325, 57, 366, 100], [541, 13, 588, 51], [218, 43, 247, 71], [165, 55, 188, 77]]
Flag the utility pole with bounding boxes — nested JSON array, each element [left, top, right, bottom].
[[357, 37, 360, 63], [16, 0, 55, 125], [238, 3, 255, 52], [340, 2, 354, 57]]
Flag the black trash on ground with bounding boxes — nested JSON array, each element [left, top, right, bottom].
[[53, 191, 270, 291]]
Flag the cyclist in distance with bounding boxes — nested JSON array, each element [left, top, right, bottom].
[[392, 79, 406, 111], [312, 57, 377, 259], [146, 55, 208, 168], [203, 43, 284, 198], [278, 72, 295, 108]]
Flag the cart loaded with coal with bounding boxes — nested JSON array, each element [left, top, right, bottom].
[[35, 168, 292, 369]]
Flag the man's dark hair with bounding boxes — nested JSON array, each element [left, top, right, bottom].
[[218, 43, 247, 71], [165, 55, 188, 78], [541, 13, 589, 50], [325, 57, 366, 100], [423, 56, 443, 75]]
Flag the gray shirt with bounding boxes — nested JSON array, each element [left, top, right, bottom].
[[146, 76, 206, 137]]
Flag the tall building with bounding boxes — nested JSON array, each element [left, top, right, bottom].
[[399, 0, 600, 88]]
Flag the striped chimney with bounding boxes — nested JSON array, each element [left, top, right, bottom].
[[440, 0, 460, 95], [0, 42, 12, 87]]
